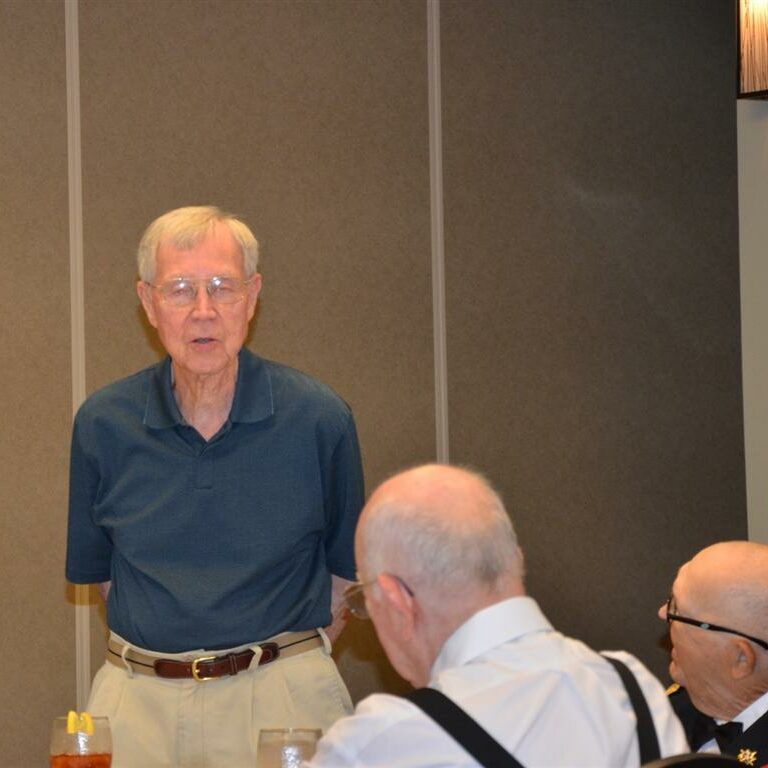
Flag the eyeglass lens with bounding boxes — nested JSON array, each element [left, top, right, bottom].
[[665, 595, 768, 650], [155, 277, 248, 306], [343, 584, 369, 620]]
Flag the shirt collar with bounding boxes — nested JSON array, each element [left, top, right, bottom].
[[430, 596, 553, 680], [143, 348, 274, 429], [143, 357, 181, 428], [229, 348, 274, 423], [732, 688, 768, 731]]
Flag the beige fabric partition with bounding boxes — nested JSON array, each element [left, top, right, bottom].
[[0, 1, 73, 764], [77, 0, 433, 703], [1, 1, 746, 765]]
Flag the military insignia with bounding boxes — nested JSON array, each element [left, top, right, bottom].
[[666, 683, 680, 695], [738, 749, 757, 766]]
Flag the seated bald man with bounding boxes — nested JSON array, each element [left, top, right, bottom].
[[661, 541, 768, 764], [306, 464, 687, 767]]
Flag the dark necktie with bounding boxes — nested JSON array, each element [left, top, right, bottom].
[[711, 721, 744, 752], [691, 716, 743, 751]]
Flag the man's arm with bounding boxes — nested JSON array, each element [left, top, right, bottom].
[[322, 410, 365, 644], [324, 574, 354, 644], [66, 414, 113, 585]]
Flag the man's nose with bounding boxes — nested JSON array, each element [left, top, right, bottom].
[[191, 283, 216, 313], [657, 601, 667, 621]]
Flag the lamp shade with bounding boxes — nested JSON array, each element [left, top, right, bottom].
[[739, 0, 768, 98]]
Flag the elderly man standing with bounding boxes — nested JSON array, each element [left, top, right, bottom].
[[308, 464, 688, 767], [66, 206, 364, 767], [661, 541, 768, 764]]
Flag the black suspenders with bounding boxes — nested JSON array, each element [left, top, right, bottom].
[[405, 654, 661, 768]]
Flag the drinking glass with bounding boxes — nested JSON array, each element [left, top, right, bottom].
[[256, 728, 322, 768], [49, 715, 112, 768]]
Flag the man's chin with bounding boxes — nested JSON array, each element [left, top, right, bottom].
[[668, 659, 683, 687]]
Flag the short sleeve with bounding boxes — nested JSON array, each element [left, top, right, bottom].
[[323, 410, 365, 580], [65, 412, 113, 584]]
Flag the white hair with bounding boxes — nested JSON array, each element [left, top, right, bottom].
[[360, 468, 523, 593], [137, 205, 259, 282]]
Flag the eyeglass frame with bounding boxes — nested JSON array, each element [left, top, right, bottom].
[[664, 596, 768, 650], [343, 574, 415, 620], [144, 275, 255, 306]]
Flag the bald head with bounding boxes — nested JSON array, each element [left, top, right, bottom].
[[357, 464, 524, 599], [679, 541, 768, 639], [664, 540, 768, 718]]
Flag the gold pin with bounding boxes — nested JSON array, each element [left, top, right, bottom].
[[665, 683, 680, 695], [737, 748, 757, 766]]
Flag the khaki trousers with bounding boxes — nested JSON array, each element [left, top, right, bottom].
[[88, 632, 353, 768]]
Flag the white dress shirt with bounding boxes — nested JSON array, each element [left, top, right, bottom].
[[308, 597, 688, 767]]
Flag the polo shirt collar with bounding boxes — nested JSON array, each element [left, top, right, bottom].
[[143, 348, 274, 429], [230, 348, 274, 424], [430, 596, 553, 680], [143, 357, 180, 428]]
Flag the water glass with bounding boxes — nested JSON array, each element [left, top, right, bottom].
[[256, 728, 322, 768]]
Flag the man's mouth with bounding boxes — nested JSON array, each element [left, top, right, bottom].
[[192, 337, 216, 345]]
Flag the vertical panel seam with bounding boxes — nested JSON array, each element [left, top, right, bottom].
[[427, 0, 449, 463], [65, 0, 90, 710]]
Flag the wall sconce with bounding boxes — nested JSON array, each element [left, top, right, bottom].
[[739, 0, 768, 98]]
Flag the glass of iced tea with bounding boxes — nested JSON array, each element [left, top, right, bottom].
[[256, 728, 321, 768], [50, 713, 112, 768]]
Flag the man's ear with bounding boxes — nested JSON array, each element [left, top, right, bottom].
[[377, 573, 417, 640], [245, 273, 262, 321], [137, 280, 158, 328], [730, 638, 757, 680]]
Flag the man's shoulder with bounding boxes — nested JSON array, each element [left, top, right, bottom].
[[596, 649, 672, 700], [255, 355, 353, 416], [75, 362, 159, 420], [665, 685, 703, 737]]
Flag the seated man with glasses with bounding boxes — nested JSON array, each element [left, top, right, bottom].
[[65, 206, 364, 768], [660, 541, 768, 764], [307, 464, 688, 767]]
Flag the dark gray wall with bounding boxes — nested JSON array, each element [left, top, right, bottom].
[[442, 1, 744, 680]]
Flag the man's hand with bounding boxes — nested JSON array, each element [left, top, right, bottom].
[[324, 575, 354, 644], [98, 581, 111, 601]]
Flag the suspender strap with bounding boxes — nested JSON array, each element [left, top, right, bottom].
[[406, 656, 659, 768], [601, 654, 661, 764], [406, 687, 525, 768]]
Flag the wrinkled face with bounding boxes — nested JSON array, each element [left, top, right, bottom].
[[137, 222, 261, 381], [659, 566, 730, 716]]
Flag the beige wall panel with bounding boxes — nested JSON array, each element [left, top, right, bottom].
[[441, 1, 744, 682], [79, 1, 432, 700], [0, 1, 73, 763]]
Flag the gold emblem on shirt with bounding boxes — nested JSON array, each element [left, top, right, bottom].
[[737, 748, 757, 766]]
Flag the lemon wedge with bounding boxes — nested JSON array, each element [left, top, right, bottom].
[[66, 710, 94, 735]]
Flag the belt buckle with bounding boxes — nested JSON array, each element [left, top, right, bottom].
[[259, 642, 280, 665], [191, 654, 217, 682]]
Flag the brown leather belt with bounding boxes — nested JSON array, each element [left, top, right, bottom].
[[107, 630, 323, 681]]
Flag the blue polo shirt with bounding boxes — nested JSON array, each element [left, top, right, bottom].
[[66, 349, 364, 652]]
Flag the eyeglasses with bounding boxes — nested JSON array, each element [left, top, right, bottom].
[[343, 575, 415, 620], [146, 276, 254, 307], [664, 596, 768, 650]]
